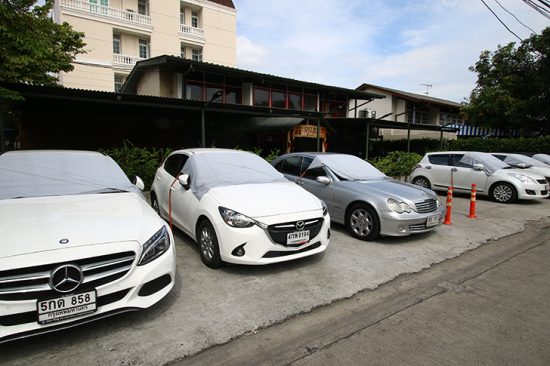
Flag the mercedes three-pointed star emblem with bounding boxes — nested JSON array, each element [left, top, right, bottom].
[[49, 264, 83, 293]]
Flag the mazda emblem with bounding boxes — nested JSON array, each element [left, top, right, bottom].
[[49, 264, 83, 293], [295, 221, 305, 230]]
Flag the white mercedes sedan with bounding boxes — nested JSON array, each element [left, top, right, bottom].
[[151, 148, 330, 268], [0, 150, 176, 343]]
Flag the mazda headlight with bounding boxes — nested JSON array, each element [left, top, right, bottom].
[[219, 207, 266, 229], [321, 200, 328, 216], [387, 198, 412, 213], [138, 226, 170, 266], [508, 173, 536, 184]]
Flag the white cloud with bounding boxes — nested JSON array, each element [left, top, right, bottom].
[[233, 0, 548, 102]]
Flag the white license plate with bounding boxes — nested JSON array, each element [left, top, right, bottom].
[[37, 290, 97, 325], [287, 230, 310, 245], [426, 215, 439, 227]]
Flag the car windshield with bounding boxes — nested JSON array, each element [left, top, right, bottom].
[[0, 151, 135, 200], [504, 154, 548, 168], [182, 151, 287, 199], [308, 154, 386, 181]]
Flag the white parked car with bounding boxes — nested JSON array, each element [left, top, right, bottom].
[[492, 153, 550, 181], [151, 148, 330, 268], [410, 151, 549, 203], [0, 151, 176, 343]]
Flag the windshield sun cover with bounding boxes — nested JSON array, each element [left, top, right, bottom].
[[459, 152, 510, 176], [0, 151, 136, 200], [504, 154, 548, 168], [182, 151, 287, 200], [308, 154, 386, 181]]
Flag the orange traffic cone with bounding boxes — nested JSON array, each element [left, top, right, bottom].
[[443, 186, 453, 225], [468, 184, 477, 218]]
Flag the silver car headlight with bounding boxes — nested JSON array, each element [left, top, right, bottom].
[[508, 173, 536, 184], [138, 226, 170, 266], [387, 198, 412, 214], [218, 207, 267, 229]]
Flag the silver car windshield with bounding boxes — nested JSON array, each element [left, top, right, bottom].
[[504, 154, 549, 168], [0, 151, 135, 200], [308, 154, 386, 181], [459, 152, 510, 176]]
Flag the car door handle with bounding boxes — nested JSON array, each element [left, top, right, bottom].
[[297, 179, 304, 185], [156, 176, 162, 180], [426, 166, 432, 169], [451, 168, 458, 172]]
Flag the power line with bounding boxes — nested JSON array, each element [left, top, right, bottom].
[[494, 0, 536, 34], [522, 0, 550, 19], [480, 0, 523, 41]]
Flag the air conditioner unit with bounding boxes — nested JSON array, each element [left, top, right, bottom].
[[359, 109, 376, 119]]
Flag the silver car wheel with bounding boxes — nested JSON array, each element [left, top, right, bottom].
[[350, 208, 373, 237], [493, 184, 513, 202], [413, 177, 430, 188], [200, 226, 215, 261]]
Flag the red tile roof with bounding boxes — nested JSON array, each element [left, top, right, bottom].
[[209, 0, 235, 8]]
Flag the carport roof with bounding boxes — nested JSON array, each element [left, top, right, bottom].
[[122, 55, 386, 101], [326, 117, 460, 132]]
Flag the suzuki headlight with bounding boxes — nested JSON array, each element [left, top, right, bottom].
[[219, 207, 266, 229], [138, 226, 170, 266], [508, 173, 536, 184], [387, 198, 412, 213]]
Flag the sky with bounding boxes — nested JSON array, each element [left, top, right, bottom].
[[233, 0, 549, 102]]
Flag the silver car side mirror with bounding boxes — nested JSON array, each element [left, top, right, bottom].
[[178, 174, 191, 190], [316, 176, 331, 185], [473, 163, 484, 171]]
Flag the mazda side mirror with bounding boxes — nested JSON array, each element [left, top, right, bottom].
[[178, 174, 191, 190]]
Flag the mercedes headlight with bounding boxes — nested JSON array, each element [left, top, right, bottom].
[[219, 207, 266, 229], [387, 198, 412, 213], [138, 226, 170, 266], [508, 173, 536, 184]]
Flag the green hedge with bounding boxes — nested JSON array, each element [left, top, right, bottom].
[[100, 141, 172, 189], [370, 151, 422, 177], [448, 136, 550, 153]]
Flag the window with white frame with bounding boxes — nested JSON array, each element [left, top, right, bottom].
[[439, 112, 462, 126], [180, 6, 185, 24], [139, 38, 149, 59], [191, 11, 199, 28], [113, 33, 121, 54], [192, 49, 202, 61], [407, 109, 428, 124], [114, 74, 125, 93], [180, 44, 186, 59]]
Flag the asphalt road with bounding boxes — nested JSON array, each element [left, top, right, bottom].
[[1, 195, 549, 366]]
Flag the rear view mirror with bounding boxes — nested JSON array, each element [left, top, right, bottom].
[[473, 163, 484, 171], [178, 174, 190, 190], [133, 176, 145, 191], [316, 176, 331, 185]]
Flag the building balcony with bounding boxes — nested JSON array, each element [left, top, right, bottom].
[[61, 0, 152, 30], [179, 24, 205, 45], [112, 54, 145, 69]]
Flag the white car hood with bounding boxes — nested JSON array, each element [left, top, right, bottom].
[[0, 193, 163, 259], [207, 182, 322, 218], [501, 168, 547, 180]]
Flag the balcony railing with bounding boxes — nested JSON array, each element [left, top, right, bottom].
[[179, 24, 205, 41], [61, 0, 152, 27], [112, 54, 144, 67]]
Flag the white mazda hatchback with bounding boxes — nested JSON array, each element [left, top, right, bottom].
[[0, 151, 176, 343], [151, 148, 330, 268]]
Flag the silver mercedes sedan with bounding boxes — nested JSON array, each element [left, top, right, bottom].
[[272, 152, 446, 241]]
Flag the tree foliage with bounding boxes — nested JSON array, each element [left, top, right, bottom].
[[461, 27, 550, 136], [0, 0, 86, 99]]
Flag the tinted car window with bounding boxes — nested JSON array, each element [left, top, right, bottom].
[[493, 154, 506, 161], [450, 154, 465, 166], [301, 156, 326, 180], [428, 154, 450, 166], [273, 160, 284, 172], [281, 156, 302, 176], [164, 154, 188, 177]]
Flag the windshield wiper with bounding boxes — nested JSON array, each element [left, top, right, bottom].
[[81, 187, 130, 194]]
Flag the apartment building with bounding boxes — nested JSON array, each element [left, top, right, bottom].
[[53, 0, 236, 92]]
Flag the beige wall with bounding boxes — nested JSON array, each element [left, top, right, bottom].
[[55, 0, 236, 92]]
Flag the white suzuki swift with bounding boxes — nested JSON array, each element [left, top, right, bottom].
[[151, 148, 330, 268], [0, 151, 176, 343]]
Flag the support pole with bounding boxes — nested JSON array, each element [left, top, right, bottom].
[[316, 118, 320, 152], [365, 121, 370, 160], [408, 106, 415, 153], [201, 107, 206, 148], [0, 108, 5, 153]]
